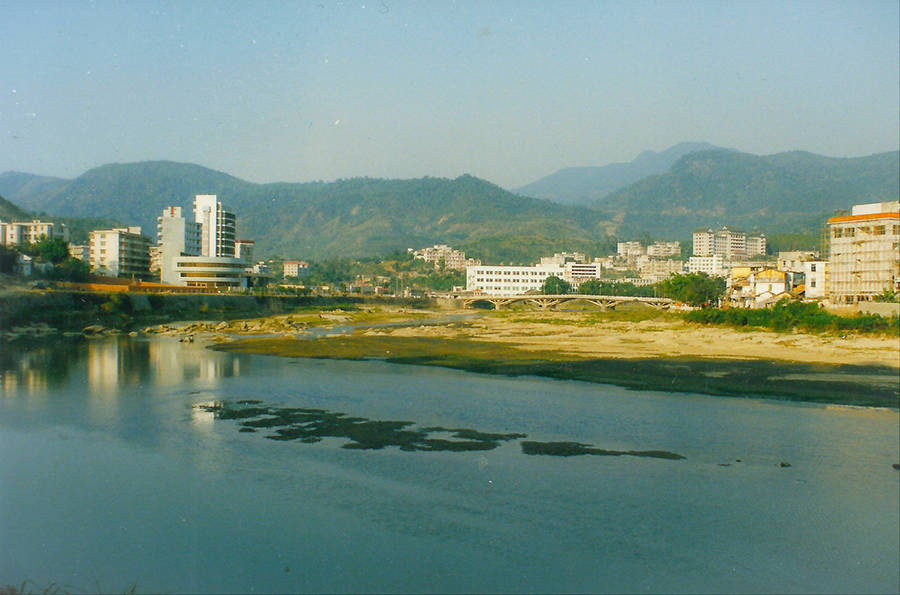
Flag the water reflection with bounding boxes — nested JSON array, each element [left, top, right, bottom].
[[0, 336, 252, 397]]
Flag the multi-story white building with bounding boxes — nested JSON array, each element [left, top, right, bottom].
[[194, 194, 237, 258], [412, 244, 481, 270], [466, 263, 566, 296], [158, 206, 203, 285], [0, 220, 69, 245], [827, 201, 900, 304], [89, 227, 152, 279], [693, 227, 765, 259], [283, 260, 310, 278], [803, 261, 828, 300], [687, 255, 727, 277], [157, 196, 250, 290], [617, 242, 644, 258], [646, 241, 681, 258]]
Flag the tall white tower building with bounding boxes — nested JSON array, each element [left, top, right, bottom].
[[193, 194, 236, 258]]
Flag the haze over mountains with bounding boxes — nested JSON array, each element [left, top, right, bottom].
[[1, 144, 897, 262], [513, 142, 723, 206]]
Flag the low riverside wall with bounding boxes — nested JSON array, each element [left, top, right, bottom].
[[0, 290, 436, 331]]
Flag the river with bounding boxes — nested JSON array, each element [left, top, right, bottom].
[[1, 335, 898, 594]]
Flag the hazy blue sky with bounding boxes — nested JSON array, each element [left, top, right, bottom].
[[2, 0, 898, 188]]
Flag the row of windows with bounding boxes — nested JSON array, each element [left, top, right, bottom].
[[475, 278, 544, 283], [180, 272, 243, 279], [833, 224, 898, 238], [473, 270, 553, 276]]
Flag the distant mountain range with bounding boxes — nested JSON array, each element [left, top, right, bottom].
[[513, 142, 723, 206], [2, 145, 897, 261], [0, 165, 614, 263], [595, 149, 899, 238]]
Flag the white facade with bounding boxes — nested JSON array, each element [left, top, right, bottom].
[[646, 241, 681, 258], [466, 264, 565, 296], [284, 260, 310, 278], [687, 255, 727, 277], [173, 256, 249, 290], [412, 244, 481, 270], [194, 194, 236, 258], [803, 261, 827, 299], [693, 227, 765, 259], [0, 220, 69, 245], [617, 242, 644, 258], [89, 227, 152, 279], [158, 206, 203, 285]]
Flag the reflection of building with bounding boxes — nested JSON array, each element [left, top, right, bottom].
[[827, 201, 900, 304], [0, 219, 69, 245], [89, 227, 152, 279]]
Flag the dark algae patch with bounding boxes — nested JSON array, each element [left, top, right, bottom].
[[521, 441, 686, 460], [195, 401, 682, 460], [196, 401, 526, 452], [210, 335, 900, 408]]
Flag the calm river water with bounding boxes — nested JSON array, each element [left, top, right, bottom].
[[1, 336, 898, 594]]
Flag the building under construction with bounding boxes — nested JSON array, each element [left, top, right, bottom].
[[827, 201, 900, 304]]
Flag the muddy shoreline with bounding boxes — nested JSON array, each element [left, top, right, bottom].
[[207, 308, 900, 409]]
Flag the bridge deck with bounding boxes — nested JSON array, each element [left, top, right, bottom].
[[462, 294, 674, 310]]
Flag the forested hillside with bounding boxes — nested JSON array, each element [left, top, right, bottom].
[[4, 162, 615, 262], [595, 149, 900, 238]]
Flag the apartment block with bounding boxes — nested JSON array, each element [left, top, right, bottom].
[[412, 244, 481, 270], [693, 227, 765, 259], [827, 201, 900, 304], [90, 227, 152, 279], [0, 220, 70, 245], [283, 260, 310, 278], [466, 263, 566, 296]]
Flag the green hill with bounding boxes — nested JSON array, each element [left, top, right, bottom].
[[7, 162, 614, 262], [595, 149, 900, 239], [514, 142, 722, 205], [0, 192, 31, 222]]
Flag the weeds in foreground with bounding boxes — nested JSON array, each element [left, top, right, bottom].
[[1, 580, 140, 595]]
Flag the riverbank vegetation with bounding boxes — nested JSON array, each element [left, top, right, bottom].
[[687, 300, 899, 335]]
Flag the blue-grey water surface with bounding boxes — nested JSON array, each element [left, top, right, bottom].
[[1, 336, 898, 594]]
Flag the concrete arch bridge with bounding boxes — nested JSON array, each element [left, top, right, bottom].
[[463, 294, 675, 311]]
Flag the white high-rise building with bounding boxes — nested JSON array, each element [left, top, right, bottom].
[[158, 206, 203, 285], [193, 194, 237, 258], [89, 227, 152, 279], [157, 196, 248, 290]]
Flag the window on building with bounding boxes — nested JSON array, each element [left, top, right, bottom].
[[874, 225, 886, 235], [810, 264, 816, 272], [833, 228, 842, 238]]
